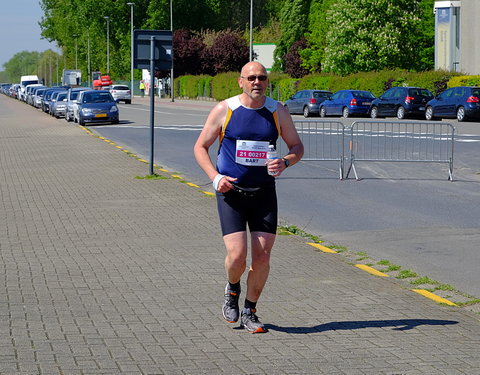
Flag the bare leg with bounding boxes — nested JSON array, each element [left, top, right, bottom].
[[246, 231, 276, 303], [223, 231, 248, 284]]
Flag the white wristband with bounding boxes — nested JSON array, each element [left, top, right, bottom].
[[212, 174, 225, 191]]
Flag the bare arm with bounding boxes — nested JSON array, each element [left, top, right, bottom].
[[267, 103, 304, 176], [193, 101, 237, 191]]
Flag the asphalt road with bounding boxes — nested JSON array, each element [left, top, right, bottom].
[[23, 97, 480, 297]]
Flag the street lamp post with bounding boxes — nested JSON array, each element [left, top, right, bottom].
[[104, 16, 110, 73], [170, 0, 174, 102], [73, 34, 79, 69], [249, 0, 253, 61], [87, 30, 91, 87], [127, 2, 135, 99]]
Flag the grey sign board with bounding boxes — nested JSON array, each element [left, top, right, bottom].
[[133, 30, 173, 71]]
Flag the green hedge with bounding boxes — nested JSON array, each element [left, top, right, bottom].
[[211, 72, 242, 101], [174, 69, 466, 102]]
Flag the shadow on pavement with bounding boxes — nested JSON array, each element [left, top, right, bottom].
[[264, 319, 458, 333]]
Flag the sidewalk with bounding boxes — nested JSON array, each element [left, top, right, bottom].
[[0, 95, 479, 374]]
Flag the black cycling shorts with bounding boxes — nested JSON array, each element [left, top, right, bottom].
[[216, 184, 278, 236]]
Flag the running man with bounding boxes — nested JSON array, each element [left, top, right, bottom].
[[194, 61, 304, 333]]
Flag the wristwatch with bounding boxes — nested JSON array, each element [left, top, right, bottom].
[[282, 158, 290, 168]]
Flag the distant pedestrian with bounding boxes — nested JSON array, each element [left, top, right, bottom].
[[194, 62, 304, 333], [139, 80, 145, 97]]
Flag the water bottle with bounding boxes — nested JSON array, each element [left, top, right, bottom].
[[266, 144, 279, 176]]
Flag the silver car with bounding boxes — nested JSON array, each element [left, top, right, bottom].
[[284, 89, 332, 117], [110, 85, 131, 104], [65, 87, 89, 122], [50, 91, 68, 118]]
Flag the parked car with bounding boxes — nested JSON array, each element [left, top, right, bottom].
[[65, 87, 89, 122], [369, 87, 434, 119], [41, 88, 63, 113], [29, 86, 47, 106], [320, 90, 376, 118], [33, 88, 46, 108], [284, 89, 332, 117], [110, 84, 131, 104], [50, 91, 68, 118], [425, 86, 480, 122], [73, 90, 119, 125]]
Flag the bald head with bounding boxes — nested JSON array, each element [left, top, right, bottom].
[[240, 62, 267, 77]]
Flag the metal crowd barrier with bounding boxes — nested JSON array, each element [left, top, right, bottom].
[[284, 120, 455, 181], [346, 121, 455, 181], [287, 120, 347, 179]]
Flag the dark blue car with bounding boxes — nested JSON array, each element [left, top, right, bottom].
[[369, 86, 434, 119], [320, 90, 376, 118], [425, 86, 480, 122]]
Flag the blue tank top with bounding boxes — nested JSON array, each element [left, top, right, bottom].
[[216, 95, 281, 187]]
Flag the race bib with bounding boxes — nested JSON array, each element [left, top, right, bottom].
[[235, 140, 269, 166]]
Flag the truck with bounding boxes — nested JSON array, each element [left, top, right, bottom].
[[92, 71, 112, 89], [62, 69, 82, 87]]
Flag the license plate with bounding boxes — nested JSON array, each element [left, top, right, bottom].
[[363, 102, 371, 106], [419, 107, 425, 111], [95, 113, 107, 118]]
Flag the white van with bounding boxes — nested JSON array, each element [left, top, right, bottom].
[[19, 75, 40, 101]]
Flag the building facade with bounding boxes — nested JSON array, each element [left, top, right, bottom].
[[435, 0, 480, 75]]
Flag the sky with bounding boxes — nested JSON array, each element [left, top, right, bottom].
[[0, 1, 56, 69]]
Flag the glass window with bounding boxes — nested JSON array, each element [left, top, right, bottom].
[[471, 88, 480, 96], [440, 88, 454, 98], [453, 87, 465, 96], [393, 88, 404, 98], [382, 89, 394, 99], [314, 91, 331, 99]]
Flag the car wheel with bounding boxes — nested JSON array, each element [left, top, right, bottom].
[[425, 106, 435, 121], [126, 100, 131, 104], [370, 106, 378, 119], [79, 117, 85, 126], [112, 119, 120, 124], [457, 106, 466, 122], [320, 107, 327, 118], [342, 107, 350, 118], [303, 106, 311, 118], [397, 106, 405, 120]]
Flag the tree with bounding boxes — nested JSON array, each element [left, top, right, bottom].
[[173, 29, 206, 76], [202, 31, 249, 75], [323, 0, 422, 75], [284, 38, 310, 78], [272, 0, 311, 72], [300, 0, 336, 73], [416, 0, 435, 71]]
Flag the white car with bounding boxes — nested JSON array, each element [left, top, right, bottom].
[[110, 85, 131, 104]]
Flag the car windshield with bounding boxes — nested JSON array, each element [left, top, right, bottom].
[[58, 93, 67, 100], [22, 80, 38, 86], [313, 92, 331, 99], [352, 91, 375, 99], [83, 92, 113, 103]]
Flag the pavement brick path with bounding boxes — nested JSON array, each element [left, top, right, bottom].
[[1, 96, 479, 374]]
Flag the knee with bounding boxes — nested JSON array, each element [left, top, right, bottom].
[[227, 252, 247, 270], [252, 251, 271, 268]]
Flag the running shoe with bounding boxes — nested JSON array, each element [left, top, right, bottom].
[[240, 308, 267, 333], [222, 284, 240, 323]]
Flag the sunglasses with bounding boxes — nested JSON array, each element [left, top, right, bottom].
[[241, 75, 268, 82]]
